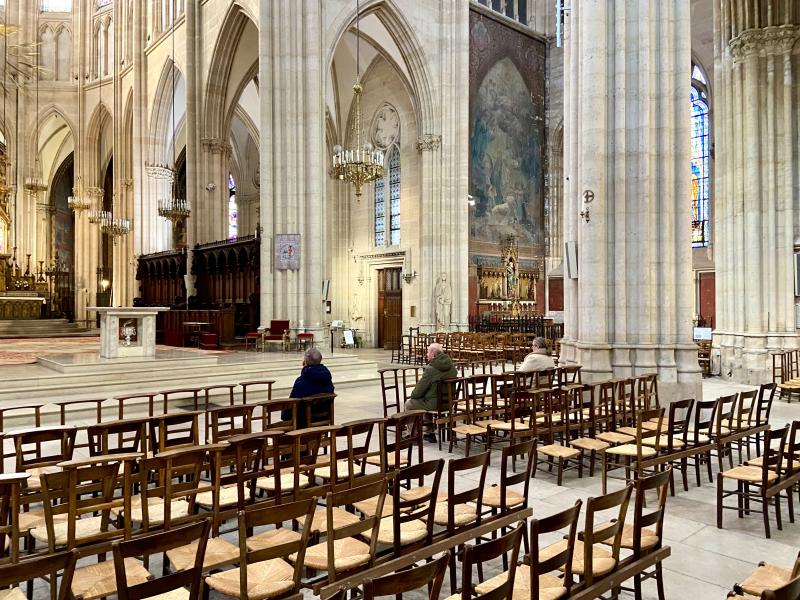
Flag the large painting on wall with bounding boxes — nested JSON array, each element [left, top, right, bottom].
[[469, 9, 546, 253]]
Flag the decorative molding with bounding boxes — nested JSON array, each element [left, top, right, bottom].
[[201, 138, 233, 157], [729, 25, 800, 61], [121, 178, 133, 190], [416, 134, 441, 152], [371, 104, 400, 149]]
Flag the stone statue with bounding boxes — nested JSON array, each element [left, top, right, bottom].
[[433, 272, 452, 330], [506, 257, 518, 299]]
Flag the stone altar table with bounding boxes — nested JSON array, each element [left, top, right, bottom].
[[89, 306, 169, 359]]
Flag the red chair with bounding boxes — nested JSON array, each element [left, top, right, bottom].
[[263, 319, 290, 351]]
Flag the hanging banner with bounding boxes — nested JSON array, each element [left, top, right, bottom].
[[275, 234, 301, 270]]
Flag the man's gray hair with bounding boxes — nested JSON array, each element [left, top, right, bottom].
[[533, 337, 548, 349], [304, 347, 323, 365], [428, 343, 444, 357]]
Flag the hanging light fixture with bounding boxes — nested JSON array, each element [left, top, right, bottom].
[[157, 1, 189, 245], [330, 0, 384, 198]]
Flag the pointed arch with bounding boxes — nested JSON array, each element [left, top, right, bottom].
[[86, 102, 113, 185], [326, 0, 436, 135], [29, 105, 77, 157], [204, 2, 257, 140], [148, 57, 184, 165]]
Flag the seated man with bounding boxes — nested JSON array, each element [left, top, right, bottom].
[[405, 343, 457, 443], [518, 336, 553, 372], [284, 347, 335, 428]]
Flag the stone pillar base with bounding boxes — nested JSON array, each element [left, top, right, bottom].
[[714, 331, 799, 384], [560, 340, 702, 403]]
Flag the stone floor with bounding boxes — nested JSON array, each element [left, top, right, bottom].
[[13, 347, 800, 599]]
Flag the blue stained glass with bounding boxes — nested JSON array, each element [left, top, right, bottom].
[[389, 149, 400, 246], [374, 175, 385, 247], [228, 174, 238, 240], [691, 81, 710, 248]]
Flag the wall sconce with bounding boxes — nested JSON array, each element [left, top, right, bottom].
[[402, 270, 417, 284]]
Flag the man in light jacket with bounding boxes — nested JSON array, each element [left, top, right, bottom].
[[518, 336, 554, 372]]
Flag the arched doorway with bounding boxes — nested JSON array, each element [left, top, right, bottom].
[[50, 152, 75, 319]]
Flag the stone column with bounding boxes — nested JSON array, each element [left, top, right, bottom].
[[560, 0, 701, 401], [183, 0, 199, 296], [713, 0, 800, 383], [259, 1, 324, 333]]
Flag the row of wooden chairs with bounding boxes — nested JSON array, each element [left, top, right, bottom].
[[393, 331, 542, 366], [773, 349, 800, 402]]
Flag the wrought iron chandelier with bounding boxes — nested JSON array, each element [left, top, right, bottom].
[[330, 0, 384, 198]]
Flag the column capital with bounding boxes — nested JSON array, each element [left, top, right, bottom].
[[729, 25, 800, 61], [201, 137, 233, 157], [416, 134, 441, 152]]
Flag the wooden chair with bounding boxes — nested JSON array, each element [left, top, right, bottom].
[[34, 454, 145, 600], [0, 549, 77, 600], [711, 393, 739, 472], [562, 484, 633, 588], [318, 418, 384, 487], [459, 522, 524, 600], [762, 576, 800, 600], [603, 468, 671, 600], [113, 519, 211, 600], [368, 411, 424, 474], [298, 478, 387, 586], [0, 473, 29, 564], [569, 384, 612, 477], [11, 425, 77, 491], [729, 552, 800, 599], [475, 501, 582, 600], [363, 551, 450, 600], [113, 392, 158, 419], [686, 397, 718, 486], [601, 407, 664, 494], [360, 458, 443, 557], [481, 439, 535, 520], [434, 452, 490, 592], [379, 367, 403, 417], [296, 393, 336, 429], [748, 383, 776, 457], [160, 387, 203, 414], [717, 425, 787, 538], [256, 398, 297, 432], [206, 498, 316, 600], [534, 388, 582, 486]]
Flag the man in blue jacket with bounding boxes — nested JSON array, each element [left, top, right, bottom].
[[285, 347, 335, 428]]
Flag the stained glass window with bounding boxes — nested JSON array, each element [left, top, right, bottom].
[[374, 167, 385, 247], [228, 174, 238, 240], [41, 0, 72, 11], [691, 68, 710, 248], [388, 148, 400, 246]]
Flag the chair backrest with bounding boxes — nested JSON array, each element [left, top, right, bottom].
[[256, 398, 297, 432], [596, 381, 617, 431], [379, 368, 402, 417], [636, 408, 665, 455], [208, 404, 255, 442], [113, 393, 158, 419], [629, 468, 671, 556], [285, 426, 338, 501], [463, 522, 524, 600], [39, 454, 137, 553], [783, 421, 800, 478], [113, 519, 210, 600], [384, 411, 424, 471], [496, 439, 536, 511], [692, 398, 718, 443], [87, 417, 148, 457], [761, 425, 788, 485], [148, 411, 201, 453], [761, 574, 800, 600], [298, 393, 336, 428], [269, 319, 291, 334], [239, 497, 316, 597], [0, 473, 29, 563], [714, 394, 737, 436], [337, 418, 385, 485], [446, 452, 489, 531], [529, 500, 582, 599], [239, 379, 275, 405], [582, 484, 634, 585], [324, 479, 388, 583], [637, 373, 659, 409], [390, 458, 444, 554], [12, 425, 77, 475], [734, 390, 758, 429], [160, 387, 203, 414], [0, 549, 77, 600], [754, 383, 776, 426], [667, 399, 694, 446], [364, 551, 450, 600]]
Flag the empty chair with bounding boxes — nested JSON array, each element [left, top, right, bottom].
[[0, 550, 77, 600], [728, 552, 800, 599], [113, 520, 211, 600], [456, 522, 524, 600], [363, 552, 450, 600]]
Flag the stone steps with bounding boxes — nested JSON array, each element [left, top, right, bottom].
[[0, 319, 94, 338]]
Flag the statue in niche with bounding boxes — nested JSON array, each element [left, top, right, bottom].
[[506, 257, 518, 299], [433, 272, 452, 330]]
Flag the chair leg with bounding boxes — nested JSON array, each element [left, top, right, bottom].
[[717, 476, 724, 529], [706, 450, 713, 483], [601, 452, 608, 495], [633, 573, 643, 600], [655, 561, 667, 600], [775, 493, 783, 531], [557, 458, 564, 486], [787, 487, 795, 523], [681, 456, 689, 491], [763, 491, 771, 538]]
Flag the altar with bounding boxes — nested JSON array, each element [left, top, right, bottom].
[[89, 306, 169, 359]]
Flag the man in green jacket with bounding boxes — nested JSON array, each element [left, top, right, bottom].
[[405, 342, 457, 443]]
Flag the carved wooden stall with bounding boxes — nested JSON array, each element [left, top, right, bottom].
[[135, 249, 187, 307], [136, 235, 261, 346]]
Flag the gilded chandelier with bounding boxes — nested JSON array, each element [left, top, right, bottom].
[[330, 0, 384, 198]]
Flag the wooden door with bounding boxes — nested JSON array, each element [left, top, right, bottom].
[[377, 268, 402, 350]]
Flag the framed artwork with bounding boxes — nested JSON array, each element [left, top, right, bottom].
[[275, 234, 301, 270]]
